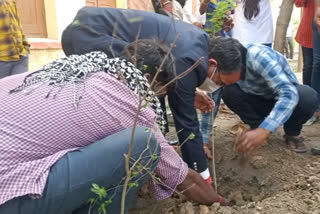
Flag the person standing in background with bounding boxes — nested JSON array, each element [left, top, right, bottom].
[[285, 21, 294, 60], [232, 0, 273, 47], [127, 0, 155, 12], [307, 0, 320, 124], [0, 0, 29, 79], [315, 0, 320, 31], [183, 0, 208, 28], [294, 0, 314, 87]]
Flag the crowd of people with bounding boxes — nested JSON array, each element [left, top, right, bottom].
[[0, 0, 320, 213]]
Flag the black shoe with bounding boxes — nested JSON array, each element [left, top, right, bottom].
[[311, 147, 320, 155]]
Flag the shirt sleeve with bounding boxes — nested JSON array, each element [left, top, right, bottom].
[[149, 125, 188, 200], [294, 0, 307, 7], [248, 47, 299, 133]]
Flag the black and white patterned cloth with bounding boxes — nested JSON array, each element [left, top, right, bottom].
[[10, 51, 166, 130]]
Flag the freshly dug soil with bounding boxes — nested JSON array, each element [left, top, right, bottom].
[[129, 106, 320, 214]]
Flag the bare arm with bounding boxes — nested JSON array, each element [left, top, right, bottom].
[[160, 0, 172, 10], [177, 169, 226, 205], [199, 0, 210, 15]]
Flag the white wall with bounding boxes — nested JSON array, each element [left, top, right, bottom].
[[55, 0, 86, 40]]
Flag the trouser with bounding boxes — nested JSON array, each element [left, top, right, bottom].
[[311, 20, 320, 108], [0, 127, 160, 214], [262, 43, 272, 48], [200, 88, 223, 144], [0, 55, 29, 79], [301, 46, 313, 86], [222, 84, 318, 136], [285, 37, 294, 59]]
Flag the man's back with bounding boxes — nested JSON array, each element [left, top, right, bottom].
[[0, 70, 159, 204], [62, 7, 209, 79]]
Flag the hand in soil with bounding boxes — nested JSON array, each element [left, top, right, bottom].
[[236, 127, 270, 155]]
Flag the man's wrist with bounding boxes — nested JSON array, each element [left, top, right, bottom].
[[257, 127, 271, 138]]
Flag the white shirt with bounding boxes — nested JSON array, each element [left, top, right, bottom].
[[172, 0, 190, 22], [183, 0, 198, 24], [196, 0, 207, 25], [233, 0, 274, 44]]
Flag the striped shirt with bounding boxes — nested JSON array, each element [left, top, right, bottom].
[[0, 71, 188, 205], [238, 44, 300, 132]]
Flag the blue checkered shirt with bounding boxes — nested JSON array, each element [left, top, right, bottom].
[[237, 44, 300, 132]]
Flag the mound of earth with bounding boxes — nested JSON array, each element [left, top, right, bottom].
[[129, 106, 320, 214]]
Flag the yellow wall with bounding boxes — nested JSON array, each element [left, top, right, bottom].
[[43, 0, 126, 40], [116, 0, 126, 8], [44, 0, 59, 40]]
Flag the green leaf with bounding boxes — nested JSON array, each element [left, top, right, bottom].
[[132, 171, 139, 178], [92, 183, 99, 190], [98, 203, 107, 214], [105, 199, 112, 206], [144, 128, 150, 132], [188, 133, 195, 140], [152, 154, 158, 161], [88, 198, 95, 205], [128, 182, 139, 188]]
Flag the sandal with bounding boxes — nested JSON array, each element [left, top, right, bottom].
[[284, 135, 308, 153]]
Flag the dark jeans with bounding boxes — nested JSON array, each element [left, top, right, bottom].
[[222, 84, 318, 136], [0, 55, 29, 79], [311, 20, 320, 107], [301, 46, 313, 86], [0, 127, 160, 214]]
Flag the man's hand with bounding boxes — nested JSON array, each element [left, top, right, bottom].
[[194, 91, 215, 113], [177, 169, 229, 206], [222, 16, 234, 32], [193, 22, 204, 29], [315, 6, 320, 34], [235, 127, 270, 155]]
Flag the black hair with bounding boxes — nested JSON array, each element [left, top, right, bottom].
[[209, 37, 247, 79], [121, 39, 176, 89], [176, 0, 187, 8], [242, 0, 261, 21]]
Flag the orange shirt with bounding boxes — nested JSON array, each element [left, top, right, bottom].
[[295, 0, 314, 48]]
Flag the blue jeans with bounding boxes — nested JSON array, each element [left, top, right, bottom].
[[0, 127, 160, 214], [311, 20, 320, 108], [0, 55, 29, 79], [301, 46, 313, 86], [200, 88, 223, 144]]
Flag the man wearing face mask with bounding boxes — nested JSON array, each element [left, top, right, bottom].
[[207, 37, 318, 155], [61, 7, 215, 184]]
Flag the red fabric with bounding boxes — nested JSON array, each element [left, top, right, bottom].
[[205, 176, 212, 185], [295, 0, 314, 48]]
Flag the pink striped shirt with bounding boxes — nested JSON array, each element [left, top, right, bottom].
[[0, 71, 188, 205]]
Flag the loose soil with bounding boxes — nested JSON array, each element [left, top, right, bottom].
[[129, 104, 320, 214]]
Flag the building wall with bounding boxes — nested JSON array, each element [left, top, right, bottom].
[[44, 0, 126, 41]]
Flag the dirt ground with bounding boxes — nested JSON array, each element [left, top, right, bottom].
[[129, 103, 320, 214]]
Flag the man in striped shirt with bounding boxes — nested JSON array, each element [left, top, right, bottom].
[[207, 37, 318, 155]]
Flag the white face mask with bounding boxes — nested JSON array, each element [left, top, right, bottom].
[[198, 77, 222, 93]]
